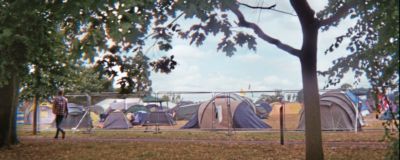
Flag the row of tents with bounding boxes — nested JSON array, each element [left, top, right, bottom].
[[21, 89, 396, 131]]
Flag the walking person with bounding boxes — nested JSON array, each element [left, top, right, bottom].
[[52, 89, 68, 139]]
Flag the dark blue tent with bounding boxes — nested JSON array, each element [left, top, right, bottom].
[[132, 111, 149, 125]]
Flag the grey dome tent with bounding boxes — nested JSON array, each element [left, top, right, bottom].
[[52, 103, 92, 129], [142, 111, 176, 126], [103, 111, 132, 129], [182, 93, 271, 130], [89, 105, 104, 114], [297, 90, 363, 131], [172, 103, 201, 120]]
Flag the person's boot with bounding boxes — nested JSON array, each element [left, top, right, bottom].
[[62, 131, 66, 139], [54, 130, 59, 139]]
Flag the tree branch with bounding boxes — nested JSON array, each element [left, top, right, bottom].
[[237, 2, 297, 16], [230, 5, 301, 58], [237, 2, 276, 10], [318, 3, 352, 27]]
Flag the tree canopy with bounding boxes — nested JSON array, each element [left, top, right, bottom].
[[319, 0, 399, 91]]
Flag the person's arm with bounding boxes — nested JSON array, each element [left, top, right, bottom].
[[52, 98, 57, 114], [64, 98, 69, 117]]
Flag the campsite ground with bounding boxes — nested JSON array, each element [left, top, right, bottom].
[[1, 130, 396, 160], [2, 112, 397, 160]]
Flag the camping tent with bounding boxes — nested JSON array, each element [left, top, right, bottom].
[[345, 91, 371, 116], [182, 93, 271, 129], [24, 103, 55, 125], [145, 104, 162, 112], [103, 111, 132, 129], [95, 98, 142, 113], [89, 105, 105, 114], [255, 102, 272, 119], [172, 103, 201, 120], [126, 104, 150, 113], [297, 90, 363, 131], [53, 103, 93, 129], [142, 111, 176, 126], [132, 111, 149, 125]]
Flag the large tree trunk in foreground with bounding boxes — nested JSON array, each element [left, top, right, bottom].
[[301, 58, 324, 160], [299, 20, 324, 160], [0, 75, 20, 148], [289, 0, 324, 159]]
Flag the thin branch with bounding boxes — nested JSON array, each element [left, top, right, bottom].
[[169, 12, 185, 26], [238, 2, 276, 10], [229, 5, 301, 58], [143, 12, 185, 40], [318, 3, 352, 27], [237, 2, 297, 16]]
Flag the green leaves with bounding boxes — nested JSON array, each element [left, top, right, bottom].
[[234, 32, 257, 51], [320, 0, 399, 91], [149, 55, 177, 74]]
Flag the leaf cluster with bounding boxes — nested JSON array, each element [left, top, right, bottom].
[[318, 0, 399, 90]]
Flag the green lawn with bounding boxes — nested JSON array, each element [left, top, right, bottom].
[[7, 113, 396, 160], [1, 130, 396, 160], [17, 128, 392, 142]]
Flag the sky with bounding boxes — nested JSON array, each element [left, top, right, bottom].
[[141, 0, 371, 98]]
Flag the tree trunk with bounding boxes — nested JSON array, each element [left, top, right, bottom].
[[300, 22, 324, 159], [0, 75, 20, 148], [32, 96, 38, 135]]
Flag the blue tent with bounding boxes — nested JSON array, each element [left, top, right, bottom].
[[132, 111, 149, 125], [345, 91, 370, 116]]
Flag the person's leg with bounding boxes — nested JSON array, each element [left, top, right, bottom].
[[55, 115, 62, 138], [58, 115, 65, 139]]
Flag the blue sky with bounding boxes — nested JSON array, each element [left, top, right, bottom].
[[144, 0, 370, 94]]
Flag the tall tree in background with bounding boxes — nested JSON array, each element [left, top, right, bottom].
[[110, 51, 153, 96], [0, 1, 175, 148], [131, 51, 152, 96], [319, 0, 399, 93], [64, 63, 113, 93]]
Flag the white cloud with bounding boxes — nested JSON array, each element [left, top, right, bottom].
[[232, 53, 263, 63]]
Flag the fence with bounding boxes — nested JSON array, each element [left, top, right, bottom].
[[16, 89, 388, 132]]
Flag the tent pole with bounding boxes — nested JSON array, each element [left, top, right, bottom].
[[355, 101, 358, 133], [226, 92, 233, 136], [71, 93, 93, 133]]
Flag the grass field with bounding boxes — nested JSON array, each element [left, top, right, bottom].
[[3, 111, 397, 160], [1, 130, 396, 160]]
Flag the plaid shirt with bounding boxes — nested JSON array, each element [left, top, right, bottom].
[[53, 96, 68, 115]]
